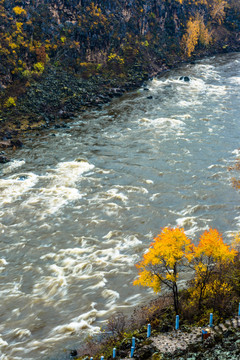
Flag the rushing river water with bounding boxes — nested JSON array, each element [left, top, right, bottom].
[[1, 52, 240, 359]]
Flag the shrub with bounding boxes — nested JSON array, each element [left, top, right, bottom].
[[33, 62, 45, 74], [4, 97, 16, 108]]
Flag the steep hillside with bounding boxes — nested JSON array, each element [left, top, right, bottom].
[[0, 0, 240, 130]]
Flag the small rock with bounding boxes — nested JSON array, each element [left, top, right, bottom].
[[223, 329, 235, 338], [0, 155, 10, 163], [0, 140, 11, 148], [10, 139, 23, 148], [18, 176, 27, 181], [147, 96, 153, 99], [70, 349, 78, 357]]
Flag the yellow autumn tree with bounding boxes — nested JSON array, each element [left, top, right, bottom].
[[182, 14, 211, 57], [133, 227, 194, 314], [190, 228, 236, 311], [210, 0, 228, 25]]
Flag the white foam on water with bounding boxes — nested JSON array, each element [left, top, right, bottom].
[[138, 117, 185, 130], [148, 78, 168, 90], [115, 185, 148, 194], [177, 99, 202, 108], [0, 173, 39, 205], [48, 309, 101, 339], [20, 160, 94, 215], [176, 216, 197, 228], [174, 114, 192, 120], [92, 188, 128, 205], [208, 164, 226, 169], [194, 64, 220, 80], [0, 337, 8, 348], [229, 76, 240, 85], [124, 293, 142, 304], [176, 205, 206, 216], [232, 149, 240, 156], [150, 192, 161, 201], [1, 160, 94, 212], [32, 265, 68, 299], [23, 186, 82, 215], [106, 188, 128, 203], [101, 289, 120, 308], [119, 235, 142, 251], [0, 258, 8, 272], [11, 328, 31, 341], [54, 160, 94, 186], [0, 280, 24, 298], [103, 230, 123, 240], [177, 77, 206, 94], [144, 179, 154, 184], [206, 84, 227, 97], [2, 160, 25, 175]]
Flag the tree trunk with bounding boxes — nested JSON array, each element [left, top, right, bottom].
[[173, 282, 179, 314]]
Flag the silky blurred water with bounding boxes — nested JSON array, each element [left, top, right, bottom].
[[1, 52, 240, 359]]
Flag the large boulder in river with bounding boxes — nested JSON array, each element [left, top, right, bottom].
[[179, 76, 190, 82]]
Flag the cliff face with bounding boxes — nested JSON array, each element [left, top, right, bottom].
[[0, 1, 240, 126], [0, 0, 240, 85]]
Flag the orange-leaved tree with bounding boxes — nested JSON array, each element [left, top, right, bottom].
[[191, 228, 237, 312], [133, 227, 194, 314]]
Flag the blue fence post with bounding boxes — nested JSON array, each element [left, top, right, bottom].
[[132, 337, 135, 349], [147, 324, 151, 338], [113, 348, 116, 358], [238, 303, 240, 326], [175, 315, 179, 330], [131, 346, 135, 358], [209, 313, 213, 327]]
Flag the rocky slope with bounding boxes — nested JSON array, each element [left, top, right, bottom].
[[0, 0, 240, 137]]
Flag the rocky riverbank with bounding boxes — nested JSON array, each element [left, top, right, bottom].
[[0, 65, 152, 152], [68, 317, 240, 360], [1, 46, 240, 162], [1, 0, 240, 158]]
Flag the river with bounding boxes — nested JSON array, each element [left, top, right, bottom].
[[1, 52, 240, 360]]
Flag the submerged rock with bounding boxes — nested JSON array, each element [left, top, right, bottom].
[[70, 349, 78, 357], [0, 155, 10, 163]]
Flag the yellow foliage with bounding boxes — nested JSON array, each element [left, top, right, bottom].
[[134, 227, 237, 313], [133, 227, 194, 293], [107, 53, 124, 64], [188, 279, 232, 308], [210, 0, 228, 25], [190, 228, 237, 311], [4, 97, 16, 108], [182, 14, 211, 57], [33, 62, 44, 73], [195, 228, 236, 263], [232, 232, 240, 252], [13, 6, 26, 16]]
